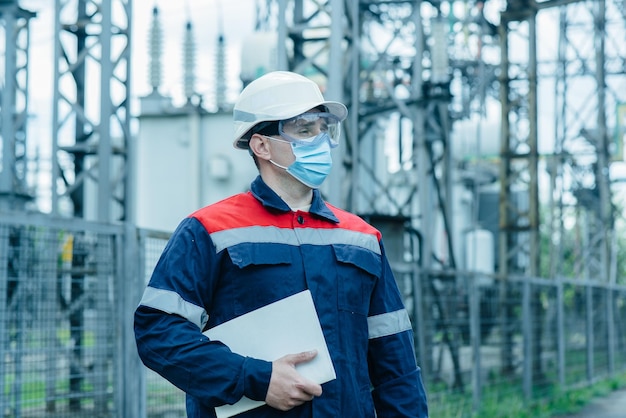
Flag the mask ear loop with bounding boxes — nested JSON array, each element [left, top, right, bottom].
[[260, 135, 292, 171]]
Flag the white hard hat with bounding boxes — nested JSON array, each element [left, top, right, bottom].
[[233, 71, 348, 149]]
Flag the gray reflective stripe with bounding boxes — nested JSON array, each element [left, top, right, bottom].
[[212, 226, 298, 251], [367, 309, 412, 339], [233, 109, 257, 122], [139, 286, 208, 330], [233, 109, 278, 123], [210, 225, 381, 254]]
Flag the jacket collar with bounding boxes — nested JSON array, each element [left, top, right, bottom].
[[250, 176, 339, 223]]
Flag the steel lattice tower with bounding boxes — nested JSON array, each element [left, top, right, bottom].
[[0, 1, 35, 212], [51, 0, 132, 222], [256, 0, 625, 389], [257, 0, 624, 281]]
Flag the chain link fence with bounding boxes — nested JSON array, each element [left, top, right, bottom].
[[1, 215, 625, 417], [0, 214, 123, 418]]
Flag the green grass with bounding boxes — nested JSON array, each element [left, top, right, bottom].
[[545, 375, 626, 417], [4, 373, 104, 408], [427, 372, 626, 418]]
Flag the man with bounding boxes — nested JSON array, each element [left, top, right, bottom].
[[134, 71, 428, 417]]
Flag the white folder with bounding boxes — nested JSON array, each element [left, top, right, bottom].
[[203, 290, 336, 418]]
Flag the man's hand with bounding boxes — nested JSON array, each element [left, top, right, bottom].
[[265, 350, 323, 411]]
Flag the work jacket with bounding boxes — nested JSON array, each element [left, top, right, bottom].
[[134, 176, 428, 417]]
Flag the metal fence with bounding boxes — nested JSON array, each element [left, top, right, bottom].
[[0, 214, 125, 418], [419, 274, 626, 416], [1, 215, 625, 417]]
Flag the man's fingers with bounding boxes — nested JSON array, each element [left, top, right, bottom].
[[287, 350, 322, 396], [296, 381, 323, 397], [266, 351, 322, 411], [285, 350, 318, 366]]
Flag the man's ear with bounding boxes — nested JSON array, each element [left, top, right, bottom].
[[248, 134, 272, 161]]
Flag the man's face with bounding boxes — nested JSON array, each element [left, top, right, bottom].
[[267, 108, 326, 167], [280, 110, 326, 142]]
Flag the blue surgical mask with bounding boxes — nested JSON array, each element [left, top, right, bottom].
[[267, 134, 333, 188]]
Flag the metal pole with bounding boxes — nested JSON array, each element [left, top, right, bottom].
[[469, 274, 482, 410], [0, 230, 8, 414], [522, 280, 532, 400], [121, 225, 145, 417], [349, 0, 360, 213], [586, 284, 594, 383], [325, 0, 346, 207], [557, 279, 565, 386], [98, 2, 113, 222]]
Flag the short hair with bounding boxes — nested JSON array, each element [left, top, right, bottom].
[[242, 120, 279, 141]]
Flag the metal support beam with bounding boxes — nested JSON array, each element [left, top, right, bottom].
[[51, 0, 132, 222], [547, 0, 620, 280], [498, 6, 540, 279], [0, 2, 35, 212]]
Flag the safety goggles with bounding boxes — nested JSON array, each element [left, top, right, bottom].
[[278, 112, 342, 147]]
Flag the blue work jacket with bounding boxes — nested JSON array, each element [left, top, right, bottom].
[[134, 176, 428, 417]]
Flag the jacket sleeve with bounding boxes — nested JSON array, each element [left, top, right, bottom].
[[134, 217, 272, 408], [368, 242, 429, 417]]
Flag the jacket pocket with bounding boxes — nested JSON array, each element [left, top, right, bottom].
[[225, 244, 301, 316], [227, 243, 293, 268], [332, 245, 380, 315]]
